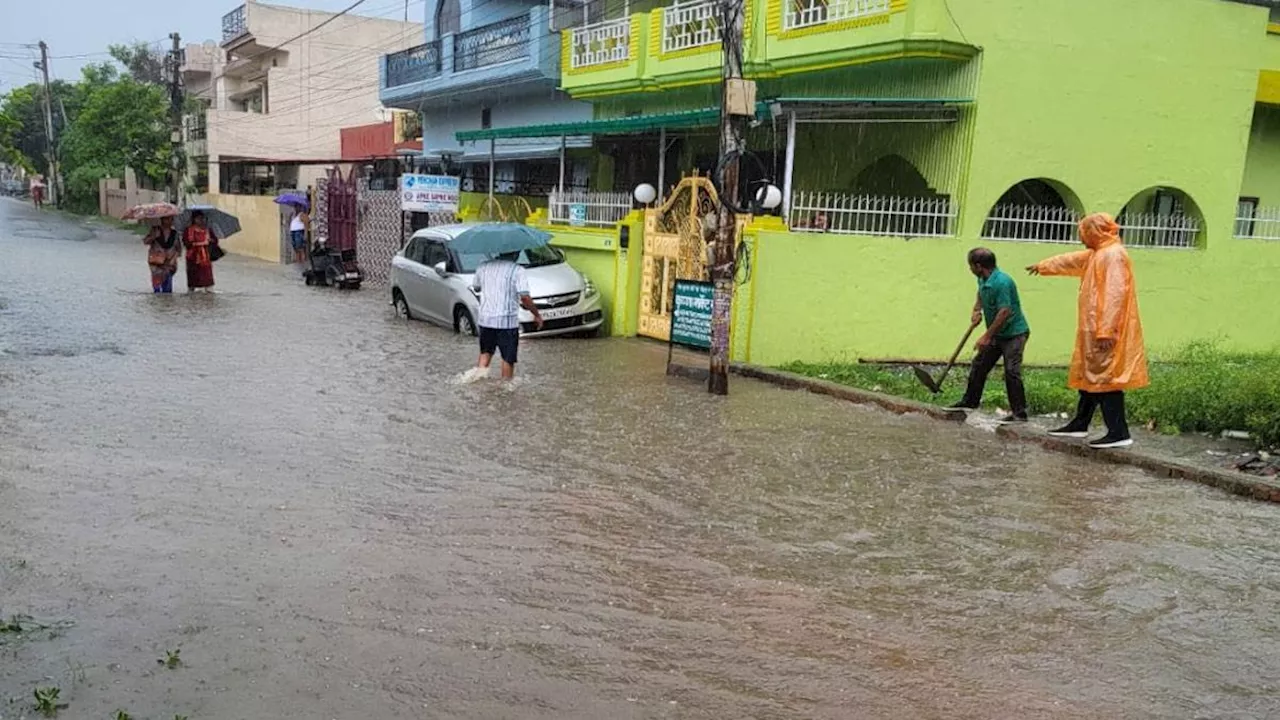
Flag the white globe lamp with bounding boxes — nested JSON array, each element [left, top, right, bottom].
[[757, 183, 783, 211], [634, 183, 657, 205]]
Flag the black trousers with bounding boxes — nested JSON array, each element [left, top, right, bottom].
[[1070, 390, 1130, 439], [959, 332, 1029, 417]]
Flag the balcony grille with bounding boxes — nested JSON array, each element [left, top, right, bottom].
[[386, 41, 442, 87], [783, 0, 892, 31], [570, 18, 631, 69], [222, 5, 248, 42], [453, 15, 530, 73], [663, 0, 721, 54]]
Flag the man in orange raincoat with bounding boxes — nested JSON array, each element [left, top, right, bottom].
[[1027, 212, 1148, 449]]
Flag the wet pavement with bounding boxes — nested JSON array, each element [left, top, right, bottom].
[[2, 197, 1279, 719]]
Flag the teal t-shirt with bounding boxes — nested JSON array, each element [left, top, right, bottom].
[[978, 268, 1030, 339]]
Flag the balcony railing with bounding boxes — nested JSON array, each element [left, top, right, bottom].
[[386, 41, 442, 87], [549, 190, 633, 227], [453, 15, 530, 73], [982, 205, 1081, 244], [783, 0, 891, 32], [570, 18, 631, 69], [789, 192, 957, 238], [222, 5, 248, 43], [1235, 203, 1280, 240], [1118, 213, 1201, 249], [663, 0, 721, 54]]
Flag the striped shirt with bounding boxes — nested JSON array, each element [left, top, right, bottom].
[[472, 259, 529, 330]]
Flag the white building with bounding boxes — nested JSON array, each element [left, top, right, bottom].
[[183, 0, 420, 194]]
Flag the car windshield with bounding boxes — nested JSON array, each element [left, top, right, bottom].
[[454, 244, 564, 273]]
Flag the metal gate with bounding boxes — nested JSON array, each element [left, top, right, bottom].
[[326, 167, 358, 253], [638, 176, 718, 341]]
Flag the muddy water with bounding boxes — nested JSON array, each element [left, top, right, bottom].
[[1, 198, 1278, 719]]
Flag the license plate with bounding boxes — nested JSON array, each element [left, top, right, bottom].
[[541, 307, 577, 320]]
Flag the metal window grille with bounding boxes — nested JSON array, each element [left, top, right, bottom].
[[1116, 213, 1200, 249], [571, 18, 631, 69], [788, 192, 956, 238], [549, 190, 633, 227], [453, 15, 530, 73], [981, 205, 1081, 244], [385, 41, 442, 87], [222, 5, 248, 42], [783, 0, 891, 31], [184, 115, 208, 142], [1234, 202, 1280, 240], [663, 0, 721, 54]]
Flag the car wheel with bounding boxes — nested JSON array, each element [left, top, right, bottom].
[[393, 290, 412, 320], [454, 306, 477, 336]]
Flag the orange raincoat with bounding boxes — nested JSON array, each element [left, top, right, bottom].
[[1032, 213, 1149, 393]]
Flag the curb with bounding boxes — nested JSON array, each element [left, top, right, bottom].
[[730, 364, 968, 422], [731, 363, 1280, 505]]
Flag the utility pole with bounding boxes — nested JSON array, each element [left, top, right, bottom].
[[36, 41, 60, 207], [708, 0, 751, 395], [167, 32, 184, 205]]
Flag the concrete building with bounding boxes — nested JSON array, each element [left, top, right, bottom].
[[184, 0, 420, 194]]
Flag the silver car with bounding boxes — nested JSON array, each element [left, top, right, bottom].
[[390, 223, 605, 338]]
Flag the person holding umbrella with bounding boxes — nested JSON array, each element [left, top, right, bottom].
[[457, 225, 549, 381], [143, 216, 182, 294], [183, 211, 219, 293], [275, 192, 310, 266], [1027, 212, 1148, 449]]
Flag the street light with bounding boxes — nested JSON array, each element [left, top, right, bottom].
[[633, 183, 657, 205], [755, 183, 782, 211]]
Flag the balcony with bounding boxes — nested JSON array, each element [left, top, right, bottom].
[[381, 6, 560, 108], [222, 5, 248, 44], [560, 0, 977, 97]]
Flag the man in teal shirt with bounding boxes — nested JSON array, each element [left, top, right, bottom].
[[947, 247, 1031, 421]]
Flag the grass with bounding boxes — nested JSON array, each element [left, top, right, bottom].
[[780, 342, 1280, 448], [158, 648, 182, 669], [33, 687, 61, 717]]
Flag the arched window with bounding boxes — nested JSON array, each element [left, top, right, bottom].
[[1117, 186, 1203, 249], [436, 0, 461, 37], [982, 178, 1083, 243], [852, 154, 933, 197]]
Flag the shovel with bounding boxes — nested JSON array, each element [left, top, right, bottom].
[[913, 321, 981, 394]]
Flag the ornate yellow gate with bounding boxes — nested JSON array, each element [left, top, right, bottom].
[[639, 176, 719, 341]]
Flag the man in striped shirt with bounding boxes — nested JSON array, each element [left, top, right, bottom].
[[472, 252, 544, 380]]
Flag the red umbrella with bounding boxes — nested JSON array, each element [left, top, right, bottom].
[[122, 202, 181, 220]]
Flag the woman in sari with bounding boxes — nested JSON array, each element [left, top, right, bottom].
[[183, 211, 217, 293], [143, 216, 181, 293]]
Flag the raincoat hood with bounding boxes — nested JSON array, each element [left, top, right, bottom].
[[1078, 212, 1121, 250]]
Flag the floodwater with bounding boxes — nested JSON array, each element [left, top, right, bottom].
[[2, 198, 1279, 720]]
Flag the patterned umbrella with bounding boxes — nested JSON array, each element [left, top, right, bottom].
[[122, 202, 180, 220], [274, 192, 309, 210], [177, 205, 241, 239]]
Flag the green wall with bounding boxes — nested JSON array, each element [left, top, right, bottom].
[[736, 227, 1280, 366]]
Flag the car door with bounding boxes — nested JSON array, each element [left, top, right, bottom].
[[393, 237, 434, 319], [418, 239, 455, 323]]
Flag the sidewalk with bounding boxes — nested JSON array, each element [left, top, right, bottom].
[[734, 364, 1280, 504]]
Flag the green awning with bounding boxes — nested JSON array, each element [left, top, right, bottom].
[[456, 106, 737, 142]]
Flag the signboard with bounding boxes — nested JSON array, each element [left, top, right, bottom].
[[400, 174, 459, 213], [670, 280, 713, 350], [568, 203, 588, 227]]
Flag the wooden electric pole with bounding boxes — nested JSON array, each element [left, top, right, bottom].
[[708, 0, 750, 395], [36, 41, 60, 207], [167, 33, 184, 204]]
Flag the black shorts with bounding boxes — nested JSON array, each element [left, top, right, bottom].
[[478, 326, 519, 363]]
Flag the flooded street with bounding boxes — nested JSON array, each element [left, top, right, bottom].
[[2, 198, 1279, 719]]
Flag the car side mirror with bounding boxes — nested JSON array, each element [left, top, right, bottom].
[[433, 261, 449, 277]]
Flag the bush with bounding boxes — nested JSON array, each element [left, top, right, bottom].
[[780, 343, 1280, 449]]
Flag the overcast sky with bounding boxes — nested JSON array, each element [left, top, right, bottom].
[[0, 0, 423, 91]]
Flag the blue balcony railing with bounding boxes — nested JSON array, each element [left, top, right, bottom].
[[453, 15, 531, 72], [222, 5, 248, 43], [386, 41, 442, 87]]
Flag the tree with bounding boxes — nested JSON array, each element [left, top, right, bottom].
[[0, 80, 80, 176], [108, 42, 167, 85], [60, 77, 168, 212]]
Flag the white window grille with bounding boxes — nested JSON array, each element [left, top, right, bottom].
[[982, 205, 1082, 244], [549, 190, 633, 227], [789, 192, 956, 238], [783, 0, 891, 32], [1117, 213, 1200, 249], [1234, 201, 1280, 240], [571, 18, 631, 69], [663, 0, 721, 54]]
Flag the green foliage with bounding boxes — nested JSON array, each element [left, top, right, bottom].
[[781, 343, 1280, 448], [33, 686, 60, 716], [158, 648, 182, 669], [59, 77, 168, 212], [108, 42, 168, 85]]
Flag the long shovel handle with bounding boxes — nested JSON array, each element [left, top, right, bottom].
[[937, 321, 981, 385]]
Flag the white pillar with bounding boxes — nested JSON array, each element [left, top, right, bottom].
[[657, 126, 666, 202], [782, 111, 796, 219], [488, 137, 496, 217]]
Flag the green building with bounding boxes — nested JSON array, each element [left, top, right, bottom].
[[458, 0, 1280, 365]]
